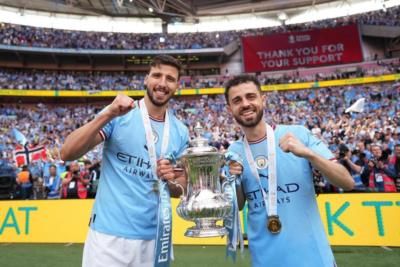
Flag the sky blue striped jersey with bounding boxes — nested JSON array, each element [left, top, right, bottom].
[[90, 104, 189, 239], [228, 124, 336, 267]]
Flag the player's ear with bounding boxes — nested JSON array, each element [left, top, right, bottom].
[[226, 104, 232, 114], [261, 94, 267, 108]]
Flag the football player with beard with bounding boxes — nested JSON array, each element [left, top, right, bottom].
[[224, 74, 354, 267], [62, 55, 189, 267]]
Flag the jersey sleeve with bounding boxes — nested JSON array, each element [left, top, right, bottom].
[[303, 126, 334, 160], [227, 141, 242, 155]]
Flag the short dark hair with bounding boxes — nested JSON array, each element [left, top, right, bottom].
[[338, 144, 349, 153], [83, 159, 91, 165], [224, 74, 261, 104], [150, 55, 182, 78]]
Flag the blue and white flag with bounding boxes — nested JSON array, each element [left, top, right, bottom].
[[12, 128, 27, 146]]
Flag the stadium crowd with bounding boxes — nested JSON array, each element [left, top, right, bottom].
[[1, 59, 399, 91], [0, 6, 399, 50], [0, 81, 399, 200], [0, 69, 145, 91], [1, 5, 400, 200]]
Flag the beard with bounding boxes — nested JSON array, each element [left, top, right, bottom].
[[234, 106, 264, 128], [146, 86, 172, 107]]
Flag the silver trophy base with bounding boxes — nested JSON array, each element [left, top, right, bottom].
[[185, 226, 228, 237], [184, 220, 228, 237]]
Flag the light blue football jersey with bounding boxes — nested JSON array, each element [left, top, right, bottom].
[[228, 125, 336, 267], [90, 104, 189, 239]]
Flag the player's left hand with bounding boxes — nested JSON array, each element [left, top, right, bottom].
[[157, 159, 175, 181], [279, 132, 313, 158]]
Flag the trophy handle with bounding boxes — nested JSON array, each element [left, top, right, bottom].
[[221, 175, 236, 194], [168, 179, 186, 199], [221, 179, 230, 192], [222, 150, 243, 193]]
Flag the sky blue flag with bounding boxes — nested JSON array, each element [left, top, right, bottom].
[[12, 128, 27, 146]]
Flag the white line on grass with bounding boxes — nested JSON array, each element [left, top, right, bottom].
[[64, 243, 74, 247], [381, 246, 393, 251]]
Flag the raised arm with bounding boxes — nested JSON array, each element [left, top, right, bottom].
[[60, 93, 135, 161], [279, 133, 354, 191], [305, 152, 355, 190]]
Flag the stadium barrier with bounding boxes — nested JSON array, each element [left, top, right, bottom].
[[0, 73, 399, 97], [0, 193, 399, 246]]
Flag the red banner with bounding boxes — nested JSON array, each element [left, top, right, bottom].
[[241, 24, 363, 72]]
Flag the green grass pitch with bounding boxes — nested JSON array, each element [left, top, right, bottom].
[[0, 244, 399, 267]]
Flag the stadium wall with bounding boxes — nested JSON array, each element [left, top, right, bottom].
[[0, 193, 399, 246], [361, 36, 386, 60], [221, 50, 243, 75]]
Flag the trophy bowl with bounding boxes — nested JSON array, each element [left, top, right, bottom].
[[176, 123, 232, 237]]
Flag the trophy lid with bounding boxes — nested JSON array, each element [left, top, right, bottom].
[[183, 122, 218, 155]]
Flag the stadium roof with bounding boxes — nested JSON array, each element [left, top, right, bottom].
[[0, 0, 399, 32], [0, 0, 338, 18]]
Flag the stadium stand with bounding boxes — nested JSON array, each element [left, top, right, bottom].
[[1, 4, 400, 199], [0, 58, 399, 91], [0, 81, 399, 197], [1, 6, 399, 50]]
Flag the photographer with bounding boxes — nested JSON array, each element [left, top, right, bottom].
[[85, 160, 101, 199], [361, 144, 397, 192], [61, 161, 90, 199], [389, 144, 400, 191], [337, 144, 366, 192]]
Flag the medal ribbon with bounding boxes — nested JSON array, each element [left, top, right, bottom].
[[139, 98, 172, 267], [243, 123, 278, 221]]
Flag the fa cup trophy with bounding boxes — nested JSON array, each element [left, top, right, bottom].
[[176, 122, 232, 237]]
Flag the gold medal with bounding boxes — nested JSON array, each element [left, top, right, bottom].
[[267, 215, 282, 234]]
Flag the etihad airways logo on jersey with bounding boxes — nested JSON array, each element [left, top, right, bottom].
[[116, 152, 154, 180], [245, 182, 300, 209], [117, 152, 151, 168]]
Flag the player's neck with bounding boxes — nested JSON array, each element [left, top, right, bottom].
[[143, 96, 167, 121], [243, 122, 266, 142]]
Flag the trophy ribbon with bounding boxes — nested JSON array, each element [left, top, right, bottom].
[[139, 99, 173, 266], [223, 151, 244, 261]]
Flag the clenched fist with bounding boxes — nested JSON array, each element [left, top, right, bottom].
[[279, 133, 313, 159], [105, 93, 135, 118]]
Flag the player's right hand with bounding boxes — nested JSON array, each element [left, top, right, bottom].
[[105, 93, 135, 118]]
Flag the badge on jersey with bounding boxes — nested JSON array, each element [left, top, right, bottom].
[[255, 155, 268, 169]]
